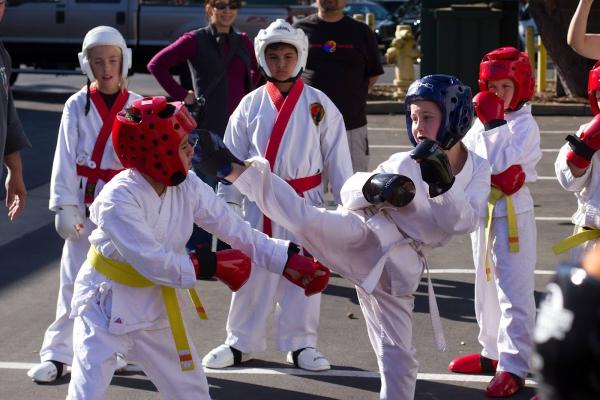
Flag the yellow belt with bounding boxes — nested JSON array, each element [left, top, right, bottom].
[[87, 246, 207, 371], [485, 187, 519, 281], [552, 226, 600, 255]]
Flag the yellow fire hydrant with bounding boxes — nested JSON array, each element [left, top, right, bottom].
[[385, 25, 421, 99]]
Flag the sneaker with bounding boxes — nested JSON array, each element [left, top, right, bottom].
[[114, 352, 128, 374], [286, 347, 331, 371], [202, 344, 252, 369], [27, 360, 68, 383]]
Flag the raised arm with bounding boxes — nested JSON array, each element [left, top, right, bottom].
[[568, 0, 600, 59]]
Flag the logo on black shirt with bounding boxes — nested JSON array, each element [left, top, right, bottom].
[[322, 40, 336, 53]]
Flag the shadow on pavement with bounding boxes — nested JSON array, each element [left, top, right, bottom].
[[0, 223, 61, 289], [13, 89, 72, 105], [415, 379, 536, 399], [322, 282, 359, 305], [414, 277, 546, 323]]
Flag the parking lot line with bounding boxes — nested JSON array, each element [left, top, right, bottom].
[[0, 361, 537, 385]]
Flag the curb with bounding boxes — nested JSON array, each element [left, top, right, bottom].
[[15, 89, 594, 117], [366, 100, 593, 117]]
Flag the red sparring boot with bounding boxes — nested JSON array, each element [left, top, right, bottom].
[[448, 354, 498, 374], [485, 371, 524, 398], [530, 396, 540, 400]]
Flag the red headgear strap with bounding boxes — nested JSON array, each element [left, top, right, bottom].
[[478, 47, 535, 111], [112, 96, 197, 186], [588, 60, 600, 115]]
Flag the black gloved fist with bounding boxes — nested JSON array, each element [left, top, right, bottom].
[[190, 129, 244, 184], [362, 173, 416, 207], [185, 96, 206, 122], [409, 140, 455, 197]]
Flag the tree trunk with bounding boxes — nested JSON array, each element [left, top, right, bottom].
[[528, 0, 597, 97]]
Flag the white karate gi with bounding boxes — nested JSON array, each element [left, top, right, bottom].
[[217, 83, 352, 352], [67, 169, 290, 400], [555, 122, 600, 262], [462, 103, 542, 378], [42, 88, 141, 365], [231, 149, 490, 400]]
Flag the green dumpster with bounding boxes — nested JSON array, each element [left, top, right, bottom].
[[420, 0, 519, 91]]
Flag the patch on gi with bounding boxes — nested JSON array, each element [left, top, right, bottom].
[[310, 102, 325, 126]]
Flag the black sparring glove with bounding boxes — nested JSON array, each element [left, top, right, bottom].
[[185, 96, 206, 122], [190, 129, 244, 184], [409, 140, 455, 197], [362, 173, 416, 207]]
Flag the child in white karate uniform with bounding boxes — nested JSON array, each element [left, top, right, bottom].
[[554, 60, 600, 263], [28, 26, 142, 383], [194, 74, 491, 400], [450, 46, 542, 398], [203, 19, 352, 372], [66, 96, 329, 399]]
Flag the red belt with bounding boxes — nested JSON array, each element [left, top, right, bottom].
[[263, 172, 321, 237], [286, 173, 322, 196], [77, 164, 123, 205]]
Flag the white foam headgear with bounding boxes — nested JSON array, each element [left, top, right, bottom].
[[254, 19, 308, 79], [78, 25, 132, 82]]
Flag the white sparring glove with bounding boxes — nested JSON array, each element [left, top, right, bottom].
[[55, 205, 84, 240], [227, 202, 243, 219]]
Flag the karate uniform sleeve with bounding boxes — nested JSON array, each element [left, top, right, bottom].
[[49, 97, 81, 210], [319, 98, 353, 203], [233, 157, 379, 284], [93, 189, 197, 289], [555, 124, 592, 191], [428, 155, 491, 235], [479, 114, 542, 175], [217, 101, 251, 206], [191, 175, 289, 275]]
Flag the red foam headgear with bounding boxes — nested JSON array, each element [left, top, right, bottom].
[[112, 96, 197, 186], [478, 47, 535, 111], [588, 60, 600, 115]]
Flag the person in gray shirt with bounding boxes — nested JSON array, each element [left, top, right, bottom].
[[0, 1, 31, 221]]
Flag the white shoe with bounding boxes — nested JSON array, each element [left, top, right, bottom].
[[202, 344, 252, 369], [27, 360, 68, 383], [114, 352, 128, 374], [287, 347, 331, 371]]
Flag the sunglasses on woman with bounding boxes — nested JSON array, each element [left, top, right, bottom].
[[213, 1, 241, 10]]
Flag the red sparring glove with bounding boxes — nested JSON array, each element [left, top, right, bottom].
[[283, 244, 330, 296], [491, 164, 525, 195], [192, 248, 251, 291], [473, 91, 505, 129], [566, 114, 600, 169]]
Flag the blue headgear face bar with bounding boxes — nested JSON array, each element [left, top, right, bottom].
[[404, 74, 474, 150]]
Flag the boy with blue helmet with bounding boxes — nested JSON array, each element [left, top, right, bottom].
[[451, 47, 542, 398], [192, 74, 492, 400], [404, 74, 474, 150]]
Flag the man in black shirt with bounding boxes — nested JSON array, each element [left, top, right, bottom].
[[294, 0, 383, 173]]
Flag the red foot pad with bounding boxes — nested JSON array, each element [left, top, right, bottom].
[[448, 353, 498, 374], [485, 371, 524, 398]]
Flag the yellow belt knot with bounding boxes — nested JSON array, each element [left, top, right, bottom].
[[552, 226, 600, 255], [484, 187, 519, 281], [87, 246, 207, 372]]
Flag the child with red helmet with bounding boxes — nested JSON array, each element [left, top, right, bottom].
[[65, 96, 329, 399], [27, 26, 143, 384], [554, 60, 600, 263], [451, 47, 542, 398]]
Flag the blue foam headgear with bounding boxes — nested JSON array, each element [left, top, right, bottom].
[[404, 74, 473, 150]]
